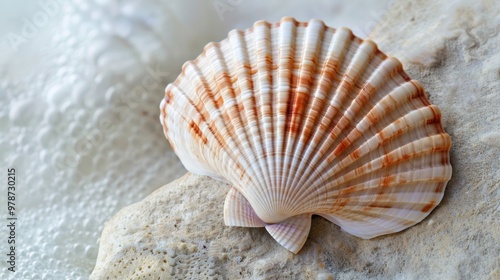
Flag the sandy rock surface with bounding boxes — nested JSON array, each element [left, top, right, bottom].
[[92, 0, 499, 278], [91, 174, 339, 279], [91, 168, 497, 279]]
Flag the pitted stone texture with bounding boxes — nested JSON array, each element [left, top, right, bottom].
[[90, 174, 332, 279], [91, 171, 499, 279], [90, 168, 498, 279]]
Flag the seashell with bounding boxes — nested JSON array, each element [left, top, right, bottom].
[[160, 17, 452, 253]]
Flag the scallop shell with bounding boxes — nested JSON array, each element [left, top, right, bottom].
[[160, 17, 452, 253]]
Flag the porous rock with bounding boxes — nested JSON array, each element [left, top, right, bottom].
[[90, 174, 330, 279]]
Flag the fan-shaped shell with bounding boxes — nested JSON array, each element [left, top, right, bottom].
[[160, 17, 452, 253]]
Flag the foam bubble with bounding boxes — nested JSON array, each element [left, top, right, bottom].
[[9, 99, 36, 126], [46, 85, 69, 108]]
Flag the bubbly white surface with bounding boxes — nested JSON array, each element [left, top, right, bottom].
[[0, 0, 391, 278]]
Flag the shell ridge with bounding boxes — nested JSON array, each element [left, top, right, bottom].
[[165, 84, 254, 181], [308, 40, 379, 168], [284, 26, 342, 212], [339, 197, 442, 229], [335, 206, 415, 227], [292, 39, 373, 191], [318, 133, 452, 196], [303, 57, 404, 184], [333, 207, 416, 229], [296, 130, 451, 214], [282, 20, 326, 213], [272, 18, 297, 212], [339, 81, 423, 153], [329, 167, 451, 199], [164, 83, 222, 176], [294, 55, 397, 204], [252, 22, 276, 207], [289, 27, 339, 154], [213, 38, 276, 204], [210, 41, 281, 193], [329, 57, 403, 157], [283, 27, 353, 203], [184, 62, 245, 181], [304, 102, 445, 192], [293, 39, 379, 196], [226, 29, 271, 197], [324, 81, 429, 175], [206, 43, 248, 165], [335, 193, 443, 213], [319, 212, 408, 239], [264, 213, 312, 254], [224, 187, 265, 227], [267, 20, 282, 213], [182, 60, 255, 185]]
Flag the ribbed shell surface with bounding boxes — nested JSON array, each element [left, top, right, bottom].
[[160, 17, 452, 253]]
